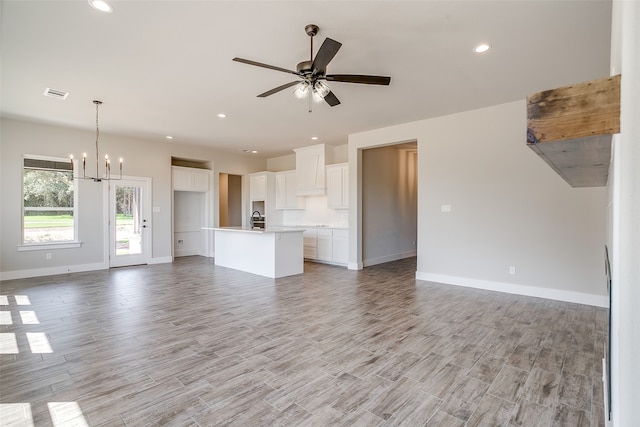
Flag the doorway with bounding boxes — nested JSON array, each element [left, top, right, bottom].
[[361, 142, 418, 266], [219, 173, 242, 227], [108, 177, 151, 267]]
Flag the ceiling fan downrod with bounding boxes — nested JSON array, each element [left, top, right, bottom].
[[305, 24, 319, 62]]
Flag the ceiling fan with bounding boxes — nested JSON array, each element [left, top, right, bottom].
[[232, 24, 391, 109]]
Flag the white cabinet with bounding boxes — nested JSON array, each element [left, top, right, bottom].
[[275, 171, 306, 210], [294, 144, 332, 196], [302, 227, 348, 266], [332, 229, 349, 265], [316, 229, 333, 261], [303, 228, 317, 259], [172, 166, 210, 192], [248, 172, 282, 227], [249, 173, 267, 201], [326, 163, 349, 209]]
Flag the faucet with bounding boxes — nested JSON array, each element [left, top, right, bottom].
[[250, 210, 262, 228]]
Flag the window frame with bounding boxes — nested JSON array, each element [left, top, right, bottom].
[[18, 154, 81, 251]]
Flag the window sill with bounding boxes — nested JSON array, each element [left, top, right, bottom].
[[18, 241, 83, 251]]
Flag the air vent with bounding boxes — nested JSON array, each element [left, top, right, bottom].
[[43, 88, 69, 100]]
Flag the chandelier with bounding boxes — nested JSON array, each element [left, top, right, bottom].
[[70, 100, 122, 182]]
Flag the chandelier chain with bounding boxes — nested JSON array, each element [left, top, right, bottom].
[[95, 100, 101, 177]]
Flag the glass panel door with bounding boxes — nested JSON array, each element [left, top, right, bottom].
[[109, 178, 149, 267]]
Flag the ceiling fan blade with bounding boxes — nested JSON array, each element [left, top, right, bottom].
[[233, 57, 299, 75], [325, 74, 391, 85], [257, 81, 300, 98], [323, 91, 341, 107], [311, 38, 342, 75]]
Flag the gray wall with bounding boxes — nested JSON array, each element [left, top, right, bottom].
[[362, 145, 417, 265], [227, 174, 243, 226], [1, 117, 265, 279], [349, 100, 607, 306]]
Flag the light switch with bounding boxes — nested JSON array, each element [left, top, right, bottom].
[[441, 204, 452, 213]]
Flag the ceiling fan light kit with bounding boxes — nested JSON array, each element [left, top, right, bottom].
[[232, 24, 391, 111]]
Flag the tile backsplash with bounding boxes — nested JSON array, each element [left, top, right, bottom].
[[281, 196, 348, 228]]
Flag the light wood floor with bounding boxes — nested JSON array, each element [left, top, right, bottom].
[[1, 257, 606, 426]]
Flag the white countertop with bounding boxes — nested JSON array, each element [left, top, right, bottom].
[[204, 226, 303, 234], [272, 225, 349, 230]]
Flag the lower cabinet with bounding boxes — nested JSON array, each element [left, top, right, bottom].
[[303, 228, 348, 266], [303, 229, 317, 259], [316, 229, 333, 262], [332, 229, 349, 265]]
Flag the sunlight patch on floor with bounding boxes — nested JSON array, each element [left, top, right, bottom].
[[26, 332, 53, 353], [0, 403, 34, 426], [0, 311, 12, 325], [0, 333, 19, 354], [15, 295, 31, 305], [48, 402, 89, 427], [19, 311, 40, 325]]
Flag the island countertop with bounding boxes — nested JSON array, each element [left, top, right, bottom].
[[210, 226, 304, 278], [204, 227, 303, 234]]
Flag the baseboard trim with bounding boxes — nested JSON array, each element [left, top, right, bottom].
[[348, 262, 363, 270], [415, 272, 609, 308], [149, 256, 173, 264], [0, 261, 109, 281], [363, 250, 417, 267]]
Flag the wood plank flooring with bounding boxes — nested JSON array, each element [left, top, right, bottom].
[[0, 257, 607, 426]]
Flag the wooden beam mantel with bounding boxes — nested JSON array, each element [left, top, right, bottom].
[[526, 75, 620, 187]]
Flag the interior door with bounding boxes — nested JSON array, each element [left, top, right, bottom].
[[109, 178, 150, 267]]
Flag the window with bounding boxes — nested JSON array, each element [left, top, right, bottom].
[[22, 156, 77, 245]]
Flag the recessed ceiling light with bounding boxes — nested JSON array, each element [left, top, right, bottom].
[[217, 113, 226, 118], [88, 0, 113, 13], [242, 149, 258, 154], [311, 136, 318, 140], [474, 43, 491, 54], [165, 136, 174, 140]]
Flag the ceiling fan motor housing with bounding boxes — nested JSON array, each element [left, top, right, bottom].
[[296, 60, 314, 76]]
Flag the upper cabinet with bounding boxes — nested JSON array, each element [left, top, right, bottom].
[[294, 144, 333, 196], [326, 163, 349, 209], [275, 170, 306, 210], [249, 172, 267, 201], [172, 166, 210, 192]]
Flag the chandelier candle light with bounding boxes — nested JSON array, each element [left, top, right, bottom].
[[70, 100, 122, 182]]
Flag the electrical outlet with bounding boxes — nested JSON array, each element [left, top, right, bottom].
[[509, 266, 516, 275], [177, 239, 184, 246], [46, 253, 52, 260]]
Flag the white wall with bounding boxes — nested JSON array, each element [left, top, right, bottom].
[[0, 117, 266, 279], [266, 144, 348, 172], [362, 145, 417, 265], [608, 1, 640, 425], [349, 100, 607, 306]]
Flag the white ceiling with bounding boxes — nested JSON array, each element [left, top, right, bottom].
[[1, 0, 612, 158]]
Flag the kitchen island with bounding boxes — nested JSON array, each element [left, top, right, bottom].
[[210, 227, 304, 278]]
